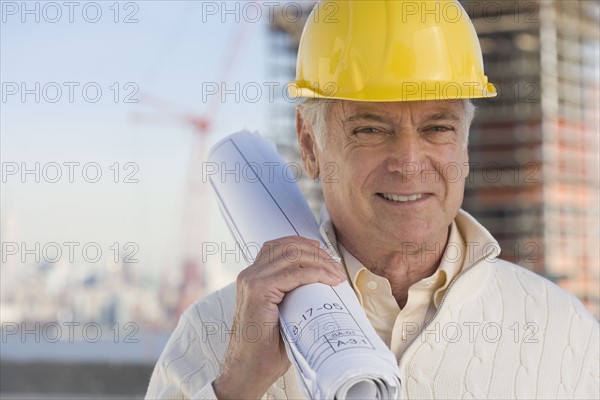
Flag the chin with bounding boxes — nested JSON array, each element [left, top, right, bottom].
[[371, 207, 453, 245], [374, 222, 431, 245]]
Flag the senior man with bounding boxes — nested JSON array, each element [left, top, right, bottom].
[[147, 1, 599, 399]]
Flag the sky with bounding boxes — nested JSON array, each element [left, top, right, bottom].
[[1, 1, 279, 285]]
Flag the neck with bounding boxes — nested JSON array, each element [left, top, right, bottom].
[[337, 226, 451, 308]]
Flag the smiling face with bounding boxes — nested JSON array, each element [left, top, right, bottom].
[[298, 99, 470, 257]]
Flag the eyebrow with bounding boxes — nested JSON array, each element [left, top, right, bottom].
[[342, 110, 463, 125], [342, 113, 391, 124], [421, 112, 462, 123]]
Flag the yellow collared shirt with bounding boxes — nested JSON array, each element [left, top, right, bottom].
[[338, 221, 466, 358]]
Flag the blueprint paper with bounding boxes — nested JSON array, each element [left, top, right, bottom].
[[207, 130, 401, 400]]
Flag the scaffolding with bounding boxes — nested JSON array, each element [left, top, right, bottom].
[[267, 2, 323, 216], [463, 0, 600, 318]]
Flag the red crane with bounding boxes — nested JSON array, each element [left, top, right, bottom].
[[133, 15, 255, 324]]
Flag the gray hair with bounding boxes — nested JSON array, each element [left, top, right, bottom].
[[296, 98, 333, 149], [298, 98, 476, 149]]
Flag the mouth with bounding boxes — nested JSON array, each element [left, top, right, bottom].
[[377, 193, 426, 203]]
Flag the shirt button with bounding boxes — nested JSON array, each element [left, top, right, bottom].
[[367, 281, 378, 290]]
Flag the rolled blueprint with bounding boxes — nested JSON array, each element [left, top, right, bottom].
[[207, 130, 401, 400]]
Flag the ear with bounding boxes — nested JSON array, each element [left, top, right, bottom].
[[296, 108, 320, 180]]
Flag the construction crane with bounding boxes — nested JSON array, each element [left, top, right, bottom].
[[133, 15, 255, 324]]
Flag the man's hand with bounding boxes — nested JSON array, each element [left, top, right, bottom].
[[213, 236, 346, 399]]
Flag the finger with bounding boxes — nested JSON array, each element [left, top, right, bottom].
[[242, 260, 345, 298], [268, 262, 346, 293], [252, 250, 347, 286], [257, 237, 345, 274]]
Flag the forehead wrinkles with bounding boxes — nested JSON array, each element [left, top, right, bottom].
[[338, 101, 402, 125], [338, 100, 466, 126]]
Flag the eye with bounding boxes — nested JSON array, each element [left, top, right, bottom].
[[352, 125, 395, 138], [421, 125, 460, 144], [349, 126, 390, 145], [426, 125, 454, 133], [353, 127, 384, 135], [421, 125, 458, 137]]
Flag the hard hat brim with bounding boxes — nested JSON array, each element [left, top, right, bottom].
[[288, 82, 498, 102]]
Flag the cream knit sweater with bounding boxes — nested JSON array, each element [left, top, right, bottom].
[[146, 210, 599, 399]]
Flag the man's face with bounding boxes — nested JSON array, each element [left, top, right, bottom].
[[300, 100, 470, 253]]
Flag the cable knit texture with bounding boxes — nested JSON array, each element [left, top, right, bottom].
[[146, 210, 599, 399]]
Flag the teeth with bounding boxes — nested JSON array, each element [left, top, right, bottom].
[[381, 193, 423, 202]]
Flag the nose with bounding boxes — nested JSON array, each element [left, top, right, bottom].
[[384, 130, 423, 176]]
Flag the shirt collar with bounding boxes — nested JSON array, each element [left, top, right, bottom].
[[338, 243, 365, 288], [432, 219, 465, 308]]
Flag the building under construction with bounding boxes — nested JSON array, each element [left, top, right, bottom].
[[267, 0, 600, 319]]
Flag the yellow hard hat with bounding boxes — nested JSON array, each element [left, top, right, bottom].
[[289, 0, 497, 101]]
